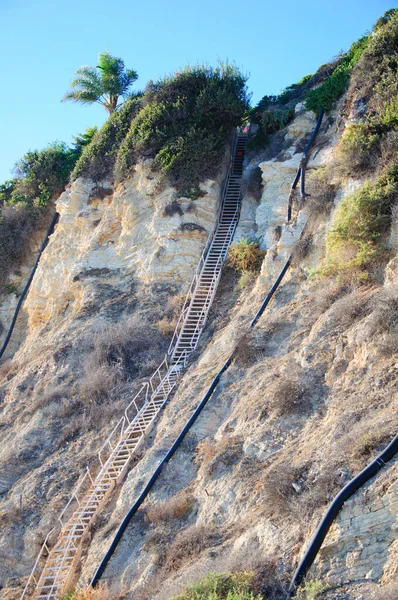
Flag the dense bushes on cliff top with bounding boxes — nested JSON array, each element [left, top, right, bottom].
[[72, 96, 141, 181], [74, 63, 249, 189]]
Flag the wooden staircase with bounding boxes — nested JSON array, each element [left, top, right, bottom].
[[21, 132, 247, 600]]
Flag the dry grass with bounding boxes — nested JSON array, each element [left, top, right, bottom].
[[232, 317, 286, 367], [0, 359, 14, 381], [258, 457, 341, 522], [195, 437, 243, 476], [157, 316, 177, 337], [80, 363, 123, 405], [291, 234, 314, 266], [232, 332, 262, 367], [80, 315, 167, 406], [306, 167, 337, 217], [0, 499, 26, 527], [237, 271, 257, 290], [369, 583, 398, 600], [269, 370, 310, 417], [164, 524, 217, 573], [146, 490, 194, 525], [70, 583, 112, 600], [313, 279, 356, 315], [260, 462, 301, 516], [367, 284, 398, 355], [31, 384, 69, 413], [328, 288, 371, 329]]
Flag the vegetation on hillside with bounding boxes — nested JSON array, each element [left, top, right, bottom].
[[249, 20, 373, 149], [74, 62, 249, 190], [72, 96, 142, 180], [171, 572, 262, 600], [320, 9, 398, 280], [339, 9, 398, 174], [62, 50, 138, 114]]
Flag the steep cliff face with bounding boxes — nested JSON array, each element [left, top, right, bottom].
[[0, 97, 397, 600], [68, 105, 398, 598], [0, 161, 225, 597]]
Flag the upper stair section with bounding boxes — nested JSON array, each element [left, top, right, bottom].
[[169, 133, 247, 364]]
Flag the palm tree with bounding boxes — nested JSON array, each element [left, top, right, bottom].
[[62, 51, 138, 114]]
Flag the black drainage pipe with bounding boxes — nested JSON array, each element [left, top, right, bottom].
[[250, 257, 291, 328], [0, 211, 59, 360], [287, 107, 324, 221], [290, 432, 398, 593], [91, 357, 232, 587]]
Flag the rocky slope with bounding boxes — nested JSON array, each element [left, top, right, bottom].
[[0, 98, 397, 600]]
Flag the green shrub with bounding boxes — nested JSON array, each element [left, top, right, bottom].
[[72, 96, 141, 180], [115, 62, 249, 188], [11, 142, 78, 207], [72, 126, 98, 154], [339, 121, 380, 173], [228, 238, 266, 272], [249, 63, 338, 150], [0, 180, 17, 205], [172, 572, 262, 600], [260, 106, 295, 134], [323, 163, 398, 277], [374, 8, 398, 31], [293, 579, 326, 600], [305, 35, 369, 114]]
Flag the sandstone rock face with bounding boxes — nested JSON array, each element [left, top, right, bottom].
[[317, 458, 398, 585], [23, 164, 221, 331]]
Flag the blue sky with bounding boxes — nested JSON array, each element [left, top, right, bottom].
[[0, 0, 395, 182]]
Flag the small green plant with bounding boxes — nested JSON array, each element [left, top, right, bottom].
[[228, 238, 266, 273], [172, 572, 262, 600], [293, 579, 326, 600], [237, 271, 255, 290]]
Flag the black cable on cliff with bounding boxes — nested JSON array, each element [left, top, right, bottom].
[[0, 211, 59, 360], [90, 113, 325, 587], [290, 433, 398, 593]]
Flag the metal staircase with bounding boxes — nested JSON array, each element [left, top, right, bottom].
[[21, 131, 247, 600], [169, 132, 247, 363]]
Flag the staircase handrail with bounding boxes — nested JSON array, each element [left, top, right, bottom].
[[21, 528, 55, 600]]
